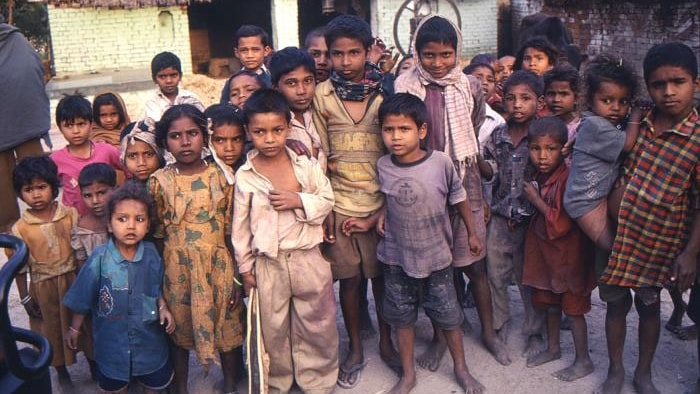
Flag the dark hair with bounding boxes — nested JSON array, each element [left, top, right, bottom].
[[463, 63, 495, 77], [415, 16, 458, 53], [204, 104, 246, 132], [234, 24, 271, 48], [106, 180, 155, 228], [269, 47, 316, 85], [304, 26, 326, 49], [78, 163, 117, 189], [378, 93, 428, 128], [543, 63, 580, 93], [56, 94, 92, 125], [528, 116, 568, 145], [92, 93, 127, 128], [151, 51, 182, 79], [220, 70, 270, 105], [504, 70, 544, 97], [514, 37, 559, 71], [243, 89, 292, 124], [155, 104, 208, 149], [643, 42, 698, 82], [324, 14, 372, 50], [470, 53, 497, 66], [13, 155, 60, 200], [584, 53, 637, 105]]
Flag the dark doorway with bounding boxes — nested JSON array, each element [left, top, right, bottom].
[[297, 0, 371, 47]]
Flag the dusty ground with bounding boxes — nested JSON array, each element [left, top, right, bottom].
[[3, 75, 698, 393]]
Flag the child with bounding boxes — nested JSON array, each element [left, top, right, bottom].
[[482, 70, 546, 356], [7, 156, 93, 386], [563, 54, 640, 252], [148, 104, 244, 394], [304, 26, 331, 83], [543, 64, 581, 143], [394, 15, 510, 368], [463, 62, 506, 147], [50, 94, 124, 216], [377, 93, 485, 394], [233, 89, 338, 393], [144, 51, 205, 124], [203, 103, 246, 183], [91, 91, 131, 147], [233, 24, 272, 86], [597, 42, 700, 394], [395, 55, 415, 77], [119, 121, 164, 183], [269, 46, 326, 170], [220, 70, 267, 108], [72, 163, 116, 266], [311, 14, 398, 388], [499, 55, 515, 82], [521, 117, 595, 381], [514, 37, 558, 76], [64, 182, 175, 393]]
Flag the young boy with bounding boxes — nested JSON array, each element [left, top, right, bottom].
[[233, 89, 338, 393], [543, 64, 581, 142], [394, 15, 510, 368], [482, 70, 546, 356], [377, 93, 485, 394], [463, 63, 506, 148], [268, 46, 326, 171], [597, 42, 700, 394], [304, 27, 330, 83], [143, 51, 204, 124], [312, 14, 399, 388], [234, 25, 272, 87], [521, 117, 595, 381]]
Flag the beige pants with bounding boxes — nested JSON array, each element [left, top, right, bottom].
[[255, 247, 339, 394]]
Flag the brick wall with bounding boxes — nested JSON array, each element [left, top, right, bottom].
[[48, 6, 193, 75]]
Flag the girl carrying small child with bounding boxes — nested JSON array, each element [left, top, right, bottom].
[[91, 91, 131, 147], [148, 104, 244, 394]]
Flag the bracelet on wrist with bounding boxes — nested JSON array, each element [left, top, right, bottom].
[[233, 276, 243, 287], [69, 326, 81, 334], [20, 295, 32, 305], [159, 304, 166, 311]]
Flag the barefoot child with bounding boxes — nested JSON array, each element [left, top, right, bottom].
[[377, 93, 485, 394], [148, 104, 244, 394], [233, 89, 338, 393], [64, 182, 175, 393], [521, 117, 595, 381], [597, 42, 700, 394], [119, 121, 163, 183], [91, 91, 131, 147]]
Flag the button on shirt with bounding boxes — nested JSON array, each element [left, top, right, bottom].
[[64, 240, 168, 381]]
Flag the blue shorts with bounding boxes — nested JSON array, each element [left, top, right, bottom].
[[97, 359, 173, 392]]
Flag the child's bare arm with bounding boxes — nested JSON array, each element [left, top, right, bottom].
[[476, 154, 494, 181], [454, 199, 483, 256], [672, 209, 700, 291], [158, 297, 175, 334], [622, 103, 649, 153], [15, 272, 42, 319], [65, 313, 86, 350], [341, 208, 383, 236]]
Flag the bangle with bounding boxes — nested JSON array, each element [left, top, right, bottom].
[[628, 121, 641, 125], [233, 276, 243, 287], [69, 326, 81, 334], [20, 295, 32, 305], [158, 304, 166, 311]]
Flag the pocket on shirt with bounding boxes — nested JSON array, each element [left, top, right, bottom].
[[143, 295, 159, 324]]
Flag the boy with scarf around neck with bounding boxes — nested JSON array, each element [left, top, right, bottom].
[[312, 14, 399, 390], [394, 15, 511, 370]]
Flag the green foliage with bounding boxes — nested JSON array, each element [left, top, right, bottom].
[[1, 0, 50, 51]]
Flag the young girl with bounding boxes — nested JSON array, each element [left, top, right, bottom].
[[515, 37, 558, 76], [64, 182, 175, 393], [7, 156, 94, 386], [148, 104, 244, 394], [563, 54, 642, 252], [220, 70, 267, 108], [119, 121, 163, 183], [204, 104, 247, 184], [91, 91, 131, 147]]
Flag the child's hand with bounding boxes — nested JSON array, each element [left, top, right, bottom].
[[376, 212, 386, 237], [286, 139, 312, 158], [241, 271, 257, 296], [341, 217, 373, 236], [671, 249, 697, 292], [506, 218, 519, 231], [483, 201, 491, 224], [269, 190, 302, 211], [323, 212, 336, 244], [522, 182, 540, 203], [467, 234, 483, 256], [64, 328, 80, 350], [561, 136, 576, 157], [159, 307, 175, 334], [229, 285, 241, 311], [23, 299, 42, 320]]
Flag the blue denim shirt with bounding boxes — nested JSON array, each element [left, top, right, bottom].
[[64, 239, 168, 381]]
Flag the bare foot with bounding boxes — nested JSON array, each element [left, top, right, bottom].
[[633, 371, 660, 394], [417, 339, 447, 372], [454, 366, 485, 394], [388, 375, 417, 394], [521, 334, 544, 358], [552, 358, 594, 381], [594, 367, 625, 394], [482, 335, 511, 366], [496, 322, 509, 344], [526, 348, 561, 368], [462, 316, 474, 334], [677, 324, 698, 341]]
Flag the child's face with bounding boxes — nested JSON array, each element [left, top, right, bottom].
[[646, 65, 699, 122], [20, 178, 53, 213], [154, 67, 182, 97], [522, 48, 552, 76], [418, 41, 457, 79], [98, 104, 120, 131], [109, 199, 149, 252], [276, 66, 316, 114], [500, 55, 515, 81], [211, 124, 245, 167], [125, 140, 160, 181], [590, 81, 630, 125], [246, 113, 290, 159], [59, 117, 91, 148], [81, 182, 112, 218], [545, 80, 577, 121], [504, 84, 541, 124], [528, 134, 564, 174], [307, 36, 330, 83], [229, 74, 262, 108], [235, 36, 271, 72], [166, 117, 205, 166], [397, 57, 415, 77], [381, 114, 427, 164], [329, 37, 368, 83], [470, 65, 496, 100]]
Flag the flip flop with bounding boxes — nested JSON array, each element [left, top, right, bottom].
[[337, 359, 368, 389]]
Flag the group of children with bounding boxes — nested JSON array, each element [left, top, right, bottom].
[[4, 11, 700, 394]]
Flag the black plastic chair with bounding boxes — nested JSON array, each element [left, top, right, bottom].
[[0, 234, 52, 393]]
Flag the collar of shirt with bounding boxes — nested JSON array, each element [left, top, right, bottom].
[[22, 202, 71, 225], [239, 146, 305, 174], [240, 63, 269, 75], [492, 123, 522, 146], [290, 109, 313, 129], [106, 238, 145, 264], [642, 107, 698, 137]]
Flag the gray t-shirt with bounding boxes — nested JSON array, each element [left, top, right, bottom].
[[564, 112, 625, 218], [377, 150, 467, 278]]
